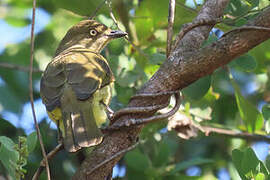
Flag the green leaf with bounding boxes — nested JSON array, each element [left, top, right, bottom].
[[0, 136, 19, 180], [262, 104, 270, 120], [232, 149, 247, 180], [232, 148, 266, 179], [225, 0, 250, 17], [125, 150, 150, 172], [255, 173, 265, 180], [250, 40, 270, 73], [230, 77, 263, 132], [182, 75, 211, 100], [0, 85, 21, 113], [153, 142, 170, 167], [149, 53, 166, 65], [262, 104, 270, 133], [244, 0, 259, 8], [266, 155, 270, 172], [230, 54, 257, 72], [26, 132, 37, 153], [241, 148, 260, 175], [258, 161, 269, 176]]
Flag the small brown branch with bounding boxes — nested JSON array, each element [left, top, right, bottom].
[[167, 0, 175, 57], [32, 144, 64, 180], [29, 0, 51, 179], [87, 142, 139, 176], [201, 125, 270, 143], [0, 62, 42, 73]]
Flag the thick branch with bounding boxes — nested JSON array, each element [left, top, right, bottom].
[[73, 1, 231, 179]]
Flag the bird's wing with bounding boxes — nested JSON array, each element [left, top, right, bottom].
[[65, 51, 113, 100], [40, 50, 114, 112]]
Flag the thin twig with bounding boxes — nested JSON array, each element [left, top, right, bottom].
[[29, 0, 51, 179], [201, 125, 270, 143], [32, 144, 64, 180], [167, 0, 175, 57], [89, 0, 107, 19], [0, 62, 42, 73], [87, 142, 139, 176], [106, 0, 148, 58], [175, 1, 197, 13]]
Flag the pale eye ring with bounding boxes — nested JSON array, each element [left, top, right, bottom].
[[89, 29, 97, 36]]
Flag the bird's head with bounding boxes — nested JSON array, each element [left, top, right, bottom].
[[55, 20, 127, 56]]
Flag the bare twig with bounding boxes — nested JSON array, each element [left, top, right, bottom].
[[87, 142, 139, 176], [89, 0, 107, 19], [0, 62, 42, 73], [200, 125, 270, 143], [32, 144, 64, 180], [167, 0, 175, 57], [175, 1, 197, 13], [106, 0, 148, 58], [29, 0, 51, 179]]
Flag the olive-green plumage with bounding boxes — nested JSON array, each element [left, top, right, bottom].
[[40, 20, 126, 152]]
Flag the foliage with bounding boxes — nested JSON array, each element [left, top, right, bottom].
[[0, 0, 270, 179]]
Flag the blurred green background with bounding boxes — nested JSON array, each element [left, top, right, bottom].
[[1, 0, 270, 179]]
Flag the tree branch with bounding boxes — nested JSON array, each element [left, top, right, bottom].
[[0, 62, 42, 73], [201, 125, 270, 143], [73, 1, 233, 179], [166, 0, 175, 57]]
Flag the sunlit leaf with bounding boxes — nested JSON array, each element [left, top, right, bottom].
[[0, 136, 19, 180], [27, 132, 37, 153], [230, 76, 263, 132]]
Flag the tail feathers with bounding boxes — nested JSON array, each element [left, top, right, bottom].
[[72, 108, 103, 147], [62, 104, 103, 153], [62, 112, 80, 152]]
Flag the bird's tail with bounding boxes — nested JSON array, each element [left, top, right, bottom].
[[61, 89, 103, 152]]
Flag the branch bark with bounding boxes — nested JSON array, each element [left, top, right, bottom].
[[73, 1, 270, 179]]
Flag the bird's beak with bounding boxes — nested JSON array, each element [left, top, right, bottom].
[[107, 30, 127, 38]]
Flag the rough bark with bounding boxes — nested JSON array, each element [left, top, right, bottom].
[[73, 1, 270, 179]]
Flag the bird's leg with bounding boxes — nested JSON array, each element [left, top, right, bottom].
[[103, 90, 181, 131]]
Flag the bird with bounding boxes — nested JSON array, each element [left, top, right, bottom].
[[40, 20, 127, 152]]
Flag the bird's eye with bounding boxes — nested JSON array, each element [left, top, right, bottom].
[[89, 29, 98, 36]]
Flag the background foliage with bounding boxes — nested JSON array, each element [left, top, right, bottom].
[[0, 0, 270, 179]]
